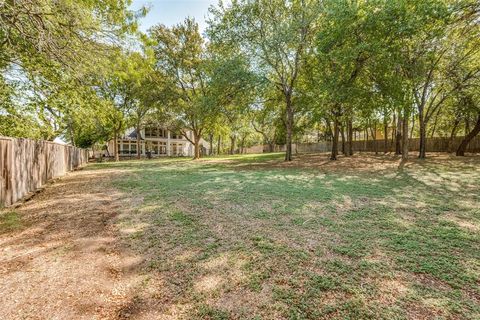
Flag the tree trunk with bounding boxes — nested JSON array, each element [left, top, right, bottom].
[[340, 124, 346, 155], [410, 112, 415, 138], [392, 111, 396, 149], [347, 118, 353, 156], [68, 118, 75, 146], [229, 135, 236, 155], [330, 115, 339, 160], [402, 110, 409, 160], [364, 127, 368, 152], [325, 118, 333, 141], [114, 129, 119, 162], [217, 135, 221, 155], [430, 107, 441, 139], [240, 137, 246, 154], [136, 123, 141, 159], [383, 116, 388, 153], [395, 115, 402, 155], [208, 134, 213, 155], [457, 114, 480, 156], [285, 94, 294, 162], [193, 133, 201, 160], [448, 119, 460, 153], [268, 141, 275, 153], [418, 109, 426, 159], [371, 123, 378, 155]]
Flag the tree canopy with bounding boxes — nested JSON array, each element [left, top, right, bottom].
[[1, 0, 479, 160]]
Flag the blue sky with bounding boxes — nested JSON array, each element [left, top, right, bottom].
[[130, 0, 219, 34]]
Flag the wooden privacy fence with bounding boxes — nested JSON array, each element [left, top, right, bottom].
[[267, 135, 480, 154], [268, 142, 332, 153], [242, 145, 265, 154], [349, 136, 480, 153], [0, 137, 88, 207]]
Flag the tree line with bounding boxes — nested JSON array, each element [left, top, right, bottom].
[[1, 0, 479, 161]]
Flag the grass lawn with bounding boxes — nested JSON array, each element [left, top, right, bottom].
[[88, 153, 480, 319]]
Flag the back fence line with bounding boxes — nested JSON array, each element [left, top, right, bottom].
[[242, 135, 480, 154]]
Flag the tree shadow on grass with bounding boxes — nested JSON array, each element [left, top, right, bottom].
[[102, 154, 480, 319], [0, 169, 146, 319]]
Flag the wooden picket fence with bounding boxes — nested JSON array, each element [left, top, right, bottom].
[[268, 135, 480, 154], [0, 137, 88, 207]]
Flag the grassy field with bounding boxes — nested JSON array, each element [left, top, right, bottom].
[[88, 153, 479, 319]]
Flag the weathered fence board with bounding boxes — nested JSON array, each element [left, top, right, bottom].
[[243, 145, 265, 154], [0, 137, 88, 207], [349, 136, 480, 153], [265, 135, 480, 155]]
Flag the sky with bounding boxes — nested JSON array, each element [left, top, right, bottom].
[[130, 0, 219, 34]]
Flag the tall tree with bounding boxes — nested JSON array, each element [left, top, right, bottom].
[[0, 0, 140, 70], [208, 0, 319, 161], [150, 19, 222, 159], [0, 0, 143, 143], [311, 0, 375, 160]]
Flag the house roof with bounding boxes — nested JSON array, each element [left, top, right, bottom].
[[127, 129, 144, 140]]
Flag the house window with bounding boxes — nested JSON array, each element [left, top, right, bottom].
[[146, 127, 172, 138], [150, 141, 166, 155], [159, 141, 167, 154], [152, 142, 159, 154], [171, 131, 183, 139], [145, 127, 153, 138], [170, 143, 184, 155], [121, 143, 130, 154], [145, 127, 167, 138]]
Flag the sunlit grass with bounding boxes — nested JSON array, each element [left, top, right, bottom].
[[90, 153, 480, 319]]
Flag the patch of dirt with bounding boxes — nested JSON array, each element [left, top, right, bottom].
[[0, 169, 145, 320]]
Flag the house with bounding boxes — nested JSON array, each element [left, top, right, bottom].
[[106, 126, 209, 157]]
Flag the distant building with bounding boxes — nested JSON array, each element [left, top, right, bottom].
[[106, 126, 209, 157]]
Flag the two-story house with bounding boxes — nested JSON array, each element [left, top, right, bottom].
[[107, 126, 209, 157]]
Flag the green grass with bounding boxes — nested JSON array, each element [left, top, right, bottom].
[[0, 210, 22, 234], [88, 153, 480, 319]]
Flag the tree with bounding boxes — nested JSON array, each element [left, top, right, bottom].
[[94, 51, 145, 161], [122, 51, 158, 159], [0, 0, 140, 71], [372, 0, 479, 159], [311, 0, 375, 160], [0, 0, 143, 146], [208, 0, 319, 161], [150, 18, 256, 159], [251, 102, 280, 153], [209, 54, 257, 155], [452, 48, 480, 156], [149, 19, 220, 159]]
